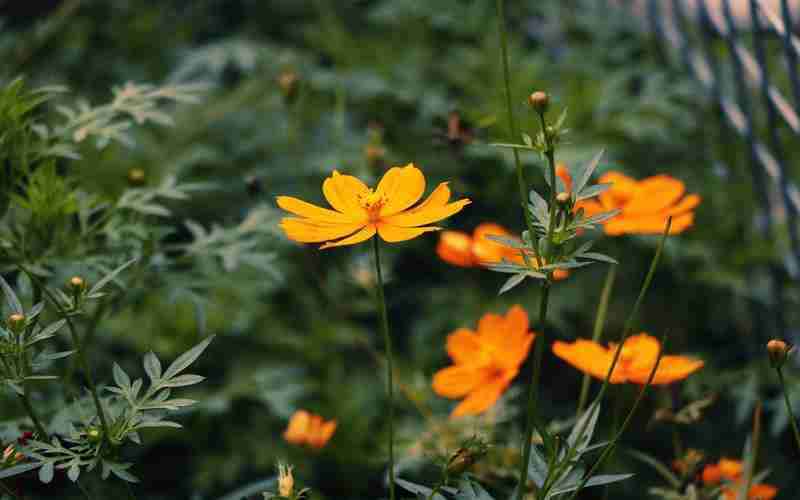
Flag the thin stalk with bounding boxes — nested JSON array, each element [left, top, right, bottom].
[[76, 477, 94, 500], [496, 0, 541, 268], [775, 367, 800, 453], [16, 265, 112, 448], [514, 282, 550, 500], [17, 392, 47, 438], [577, 265, 617, 416], [124, 481, 138, 500], [740, 403, 762, 500], [564, 333, 668, 500], [546, 218, 672, 497], [372, 238, 395, 500], [595, 218, 672, 406], [0, 480, 20, 500]]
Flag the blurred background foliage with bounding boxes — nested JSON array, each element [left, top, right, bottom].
[[0, 0, 797, 498]]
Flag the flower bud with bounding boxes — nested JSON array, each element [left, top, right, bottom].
[[527, 91, 549, 114], [127, 168, 146, 186], [556, 192, 571, 204], [278, 71, 299, 101], [86, 427, 102, 443], [69, 276, 86, 292], [767, 339, 792, 369], [7, 313, 25, 333], [277, 464, 295, 498], [446, 437, 488, 476], [245, 175, 262, 196]]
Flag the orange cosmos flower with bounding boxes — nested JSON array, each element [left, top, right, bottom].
[[436, 223, 569, 280], [574, 171, 700, 235], [277, 164, 471, 248], [702, 459, 778, 500], [552, 333, 703, 385], [284, 410, 337, 449], [432, 305, 535, 418]]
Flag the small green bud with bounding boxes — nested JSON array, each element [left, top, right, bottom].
[[556, 191, 571, 204], [86, 427, 102, 443], [446, 437, 489, 476], [767, 339, 793, 369], [527, 91, 549, 114], [127, 168, 146, 186]]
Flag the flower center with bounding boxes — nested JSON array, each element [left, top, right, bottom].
[[359, 189, 386, 221]]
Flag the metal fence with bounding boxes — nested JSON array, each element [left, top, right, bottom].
[[619, 0, 800, 341]]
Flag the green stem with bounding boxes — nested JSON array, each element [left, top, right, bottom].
[[776, 368, 800, 453], [496, 0, 541, 268], [16, 265, 112, 449], [372, 238, 395, 500], [124, 481, 138, 500], [515, 282, 550, 500], [577, 265, 617, 416], [564, 333, 668, 500], [0, 480, 20, 500], [17, 392, 47, 438]]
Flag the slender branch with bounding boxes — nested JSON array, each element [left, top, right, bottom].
[[776, 368, 800, 453], [0, 479, 20, 500], [564, 333, 668, 500], [16, 265, 112, 448], [577, 265, 617, 416], [17, 392, 47, 438], [372, 238, 395, 500], [496, 0, 541, 268]]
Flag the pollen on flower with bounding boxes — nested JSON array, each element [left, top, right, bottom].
[[358, 189, 386, 220]]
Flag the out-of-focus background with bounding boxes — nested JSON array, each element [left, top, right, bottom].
[[0, 0, 798, 498]]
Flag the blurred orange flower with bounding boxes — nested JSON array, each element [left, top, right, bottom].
[[551, 333, 703, 385], [573, 171, 700, 235], [436, 223, 569, 280], [284, 410, 337, 449], [277, 164, 470, 248], [432, 305, 535, 418], [702, 458, 778, 500]]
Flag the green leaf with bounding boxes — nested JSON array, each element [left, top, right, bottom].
[[484, 234, 525, 249], [527, 446, 548, 488], [395, 478, 448, 500], [0, 274, 23, 315], [580, 253, 619, 265], [39, 461, 54, 483], [573, 149, 605, 195], [87, 257, 138, 297], [567, 401, 601, 455], [0, 462, 40, 479], [113, 363, 131, 389], [161, 374, 205, 388], [499, 273, 527, 295], [454, 478, 495, 500], [548, 473, 633, 496], [163, 336, 214, 380], [143, 352, 162, 382], [576, 183, 611, 201]]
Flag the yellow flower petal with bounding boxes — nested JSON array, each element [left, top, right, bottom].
[[450, 377, 509, 418], [623, 175, 685, 216], [432, 365, 484, 398], [376, 223, 439, 242], [276, 196, 361, 224], [382, 197, 471, 228], [623, 333, 661, 373], [446, 328, 482, 365], [280, 218, 365, 243], [322, 171, 370, 217], [627, 355, 704, 385], [319, 225, 377, 249], [376, 164, 426, 216]]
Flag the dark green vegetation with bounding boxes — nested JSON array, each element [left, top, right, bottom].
[[0, 0, 796, 498]]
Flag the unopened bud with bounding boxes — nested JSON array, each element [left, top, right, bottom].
[[446, 437, 488, 476], [278, 71, 299, 101], [69, 276, 86, 291], [7, 313, 25, 333], [767, 339, 793, 369], [86, 427, 102, 443], [278, 463, 295, 498], [527, 91, 549, 113], [556, 192, 570, 204], [127, 168, 146, 186]]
